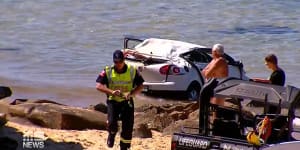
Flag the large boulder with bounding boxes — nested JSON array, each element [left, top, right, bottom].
[[8, 102, 107, 130], [134, 100, 256, 135]]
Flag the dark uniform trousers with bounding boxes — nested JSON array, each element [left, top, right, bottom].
[[107, 99, 134, 149]]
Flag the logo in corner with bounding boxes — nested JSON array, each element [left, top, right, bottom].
[[23, 130, 46, 149]]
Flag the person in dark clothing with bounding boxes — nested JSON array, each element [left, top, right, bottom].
[[253, 54, 285, 86], [253, 54, 285, 114], [269, 68, 285, 86], [96, 50, 144, 150]]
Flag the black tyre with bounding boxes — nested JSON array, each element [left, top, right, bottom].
[[186, 82, 201, 101]]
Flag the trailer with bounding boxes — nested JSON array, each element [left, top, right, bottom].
[[171, 78, 300, 150]]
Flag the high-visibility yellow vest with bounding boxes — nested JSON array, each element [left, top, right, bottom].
[[105, 64, 136, 102]]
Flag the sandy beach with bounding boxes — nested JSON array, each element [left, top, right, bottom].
[[0, 96, 173, 150], [3, 121, 171, 150]]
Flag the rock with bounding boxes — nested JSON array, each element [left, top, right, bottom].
[[169, 111, 188, 120], [152, 113, 174, 131], [163, 119, 199, 135], [0, 86, 12, 100], [87, 103, 107, 114], [0, 100, 10, 114], [10, 99, 64, 105], [133, 123, 152, 138], [8, 116, 38, 127], [8, 103, 107, 130], [134, 100, 256, 135], [134, 102, 199, 132]]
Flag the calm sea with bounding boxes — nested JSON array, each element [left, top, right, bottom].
[[0, 0, 299, 107]]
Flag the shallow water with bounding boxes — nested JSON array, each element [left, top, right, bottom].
[[0, 0, 299, 107]]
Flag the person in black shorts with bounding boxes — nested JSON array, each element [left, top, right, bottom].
[[96, 50, 144, 150]]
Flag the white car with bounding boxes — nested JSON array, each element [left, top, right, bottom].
[[122, 35, 248, 100]]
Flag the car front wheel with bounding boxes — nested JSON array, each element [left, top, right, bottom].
[[186, 82, 200, 101]]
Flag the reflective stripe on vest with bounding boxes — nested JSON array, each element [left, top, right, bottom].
[[106, 64, 136, 102]]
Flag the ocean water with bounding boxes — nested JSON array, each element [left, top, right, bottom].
[[0, 0, 299, 107]]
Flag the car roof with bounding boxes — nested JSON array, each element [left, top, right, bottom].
[[133, 38, 207, 59]]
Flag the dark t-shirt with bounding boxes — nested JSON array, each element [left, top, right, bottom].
[[96, 64, 144, 88], [269, 69, 285, 86]]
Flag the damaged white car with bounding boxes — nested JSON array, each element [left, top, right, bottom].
[[122, 35, 248, 100]]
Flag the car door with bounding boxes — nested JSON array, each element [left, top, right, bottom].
[[223, 54, 245, 79], [181, 49, 212, 72]]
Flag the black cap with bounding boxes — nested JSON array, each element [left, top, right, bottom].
[[113, 50, 124, 61]]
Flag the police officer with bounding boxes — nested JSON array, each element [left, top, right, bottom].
[[96, 50, 144, 150]]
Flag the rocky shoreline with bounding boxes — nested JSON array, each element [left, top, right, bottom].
[[0, 85, 201, 150], [0, 86, 256, 150]]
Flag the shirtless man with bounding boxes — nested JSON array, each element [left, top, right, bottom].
[[202, 44, 228, 79], [202, 44, 228, 115]]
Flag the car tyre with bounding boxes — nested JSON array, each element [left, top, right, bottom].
[[186, 82, 200, 101]]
